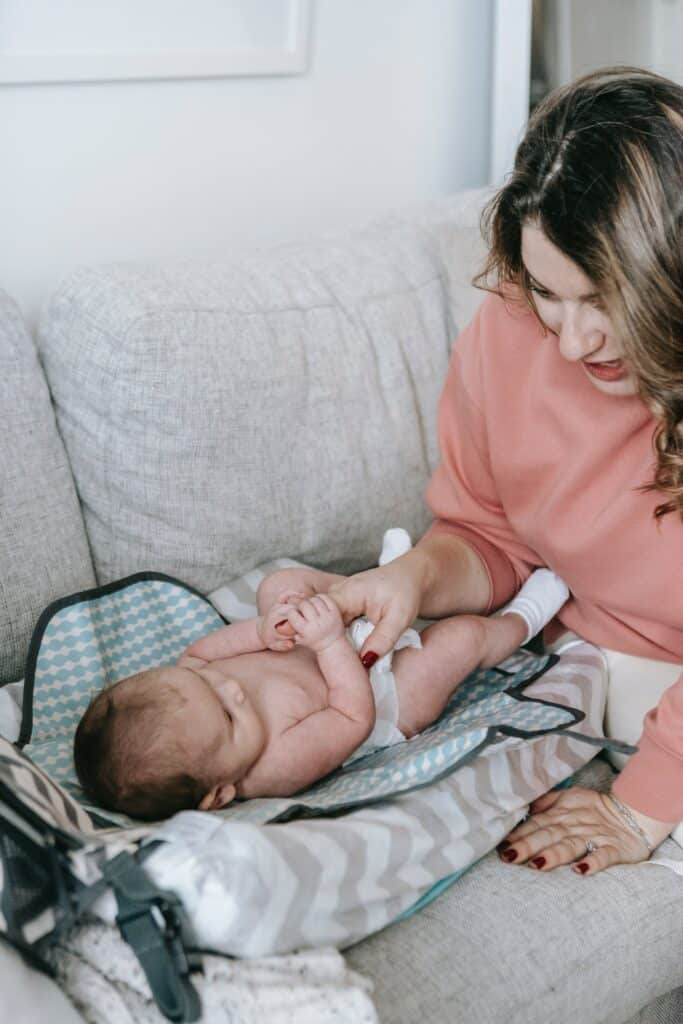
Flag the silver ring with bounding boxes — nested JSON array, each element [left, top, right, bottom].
[[585, 839, 598, 855]]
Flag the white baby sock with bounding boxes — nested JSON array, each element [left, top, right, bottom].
[[378, 528, 413, 565], [499, 569, 569, 644]]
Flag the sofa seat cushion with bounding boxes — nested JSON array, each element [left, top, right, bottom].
[[346, 758, 683, 1024]]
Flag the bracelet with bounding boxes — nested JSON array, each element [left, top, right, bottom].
[[607, 793, 654, 853]]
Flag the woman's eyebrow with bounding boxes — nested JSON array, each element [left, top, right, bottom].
[[525, 270, 600, 301]]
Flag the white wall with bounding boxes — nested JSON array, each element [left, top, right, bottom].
[[0, 0, 494, 328]]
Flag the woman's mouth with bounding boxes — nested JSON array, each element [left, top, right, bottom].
[[582, 358, 627, 382]]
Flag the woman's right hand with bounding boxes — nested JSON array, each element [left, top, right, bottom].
[[327, 551, 428, 665]]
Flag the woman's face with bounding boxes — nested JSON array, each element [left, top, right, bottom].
[[520, 224, 638, 397]]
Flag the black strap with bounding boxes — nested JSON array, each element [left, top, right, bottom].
[[103, 852, 202, 1023]]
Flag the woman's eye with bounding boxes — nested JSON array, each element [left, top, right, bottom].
[[530, 285, 555, 301]]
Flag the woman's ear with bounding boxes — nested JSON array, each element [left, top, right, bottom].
[[198, 782, 236, 811]]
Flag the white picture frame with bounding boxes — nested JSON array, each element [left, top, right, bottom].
[[0, 0, 312, 85]]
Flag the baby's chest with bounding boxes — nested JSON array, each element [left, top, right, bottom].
[[261, 663, 329, 730]]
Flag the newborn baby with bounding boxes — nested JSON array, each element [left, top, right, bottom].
[[74, 567, 568, 821]]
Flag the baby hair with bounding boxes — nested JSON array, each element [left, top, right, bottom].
[[74, 668, 216, 821]]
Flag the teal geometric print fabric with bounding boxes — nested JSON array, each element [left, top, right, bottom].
[[21, 575, 581, 827], [22, 575, 224, 804]]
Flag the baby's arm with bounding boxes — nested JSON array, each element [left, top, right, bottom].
[[242, 596, 374, 796], [182, 601, 299, 662]]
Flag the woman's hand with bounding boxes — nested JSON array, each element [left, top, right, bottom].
[[498, 786, 674, 876], [327, 551, 429, 665]]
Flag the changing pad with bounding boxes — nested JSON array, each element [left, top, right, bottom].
[[19, 570, 623, 829], [12, 565, 616, 955]]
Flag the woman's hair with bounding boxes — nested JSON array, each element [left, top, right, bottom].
[[476, 66, 683, 520]]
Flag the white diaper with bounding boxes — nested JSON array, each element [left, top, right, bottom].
[[343, 616, 422, 764]]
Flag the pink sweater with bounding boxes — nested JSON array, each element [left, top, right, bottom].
[[425, 293, 683, 822]]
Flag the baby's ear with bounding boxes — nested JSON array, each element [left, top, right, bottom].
[[198, 782, 236, 811]]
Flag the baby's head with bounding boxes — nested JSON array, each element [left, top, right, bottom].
[[74, 664, 266, 820]]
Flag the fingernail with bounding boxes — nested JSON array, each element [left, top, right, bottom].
[[497, 840, 510, 851], [361, 652, 378, 669], [530, 856, 546, 870], [573, 862, 589, 875], [501, 849, 518, 862]]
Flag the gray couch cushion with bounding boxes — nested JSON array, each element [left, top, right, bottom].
[[346, 758, 683, 1024], [0, 290, 95, 685], [38, 221, 456, 592]]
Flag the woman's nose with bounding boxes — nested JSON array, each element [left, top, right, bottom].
[[557, 307, 602, 363]]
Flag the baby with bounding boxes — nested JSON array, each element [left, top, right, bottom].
[[74, 566, 568, 821]]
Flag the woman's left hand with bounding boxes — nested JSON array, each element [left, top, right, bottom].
[[499, 786, 674, 876]]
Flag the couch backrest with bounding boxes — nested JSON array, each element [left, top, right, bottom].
[[0, 291, 96, 685], [37, 191, 488, 597]]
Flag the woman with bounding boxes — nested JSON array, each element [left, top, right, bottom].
[[331, 67, 683, 875]]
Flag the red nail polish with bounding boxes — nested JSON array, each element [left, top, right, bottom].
[[361, 652, 378, 669], [497, 840, 510, 851], [530, 856, 546, 870], [574, 862, 589, 875], [501, 848, 518, 862]]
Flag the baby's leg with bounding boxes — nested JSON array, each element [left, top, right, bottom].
[[256, 567, 347, 614], [392, 612, 527, 737]]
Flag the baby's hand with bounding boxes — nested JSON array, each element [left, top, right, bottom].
[[276, 588, 312, 607], [258, 603, 297, 652], [286, 594, 345, 652]]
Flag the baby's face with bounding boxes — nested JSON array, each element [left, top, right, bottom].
[[160, 664, 266, 786]]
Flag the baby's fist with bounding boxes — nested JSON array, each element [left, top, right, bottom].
[[258, 603, 297, 652], [286, 594, 344, 652]]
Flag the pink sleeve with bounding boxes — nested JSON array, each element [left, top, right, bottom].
[[425, 301, 540, 612], [612, 671, 683, 822]]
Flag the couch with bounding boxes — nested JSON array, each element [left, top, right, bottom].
[[2, 189, 682, 1023]]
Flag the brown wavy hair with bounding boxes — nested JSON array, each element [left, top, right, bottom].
[[476, 67, 683, 520]]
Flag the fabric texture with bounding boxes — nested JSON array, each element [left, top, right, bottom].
[[54, 928, 377, 1024], [425, 292, 683, 820], [37, 225, 452, 593], [346, 757, 683, 1024], [22, 574, 225, 815], [0, 289, 95, 685]]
